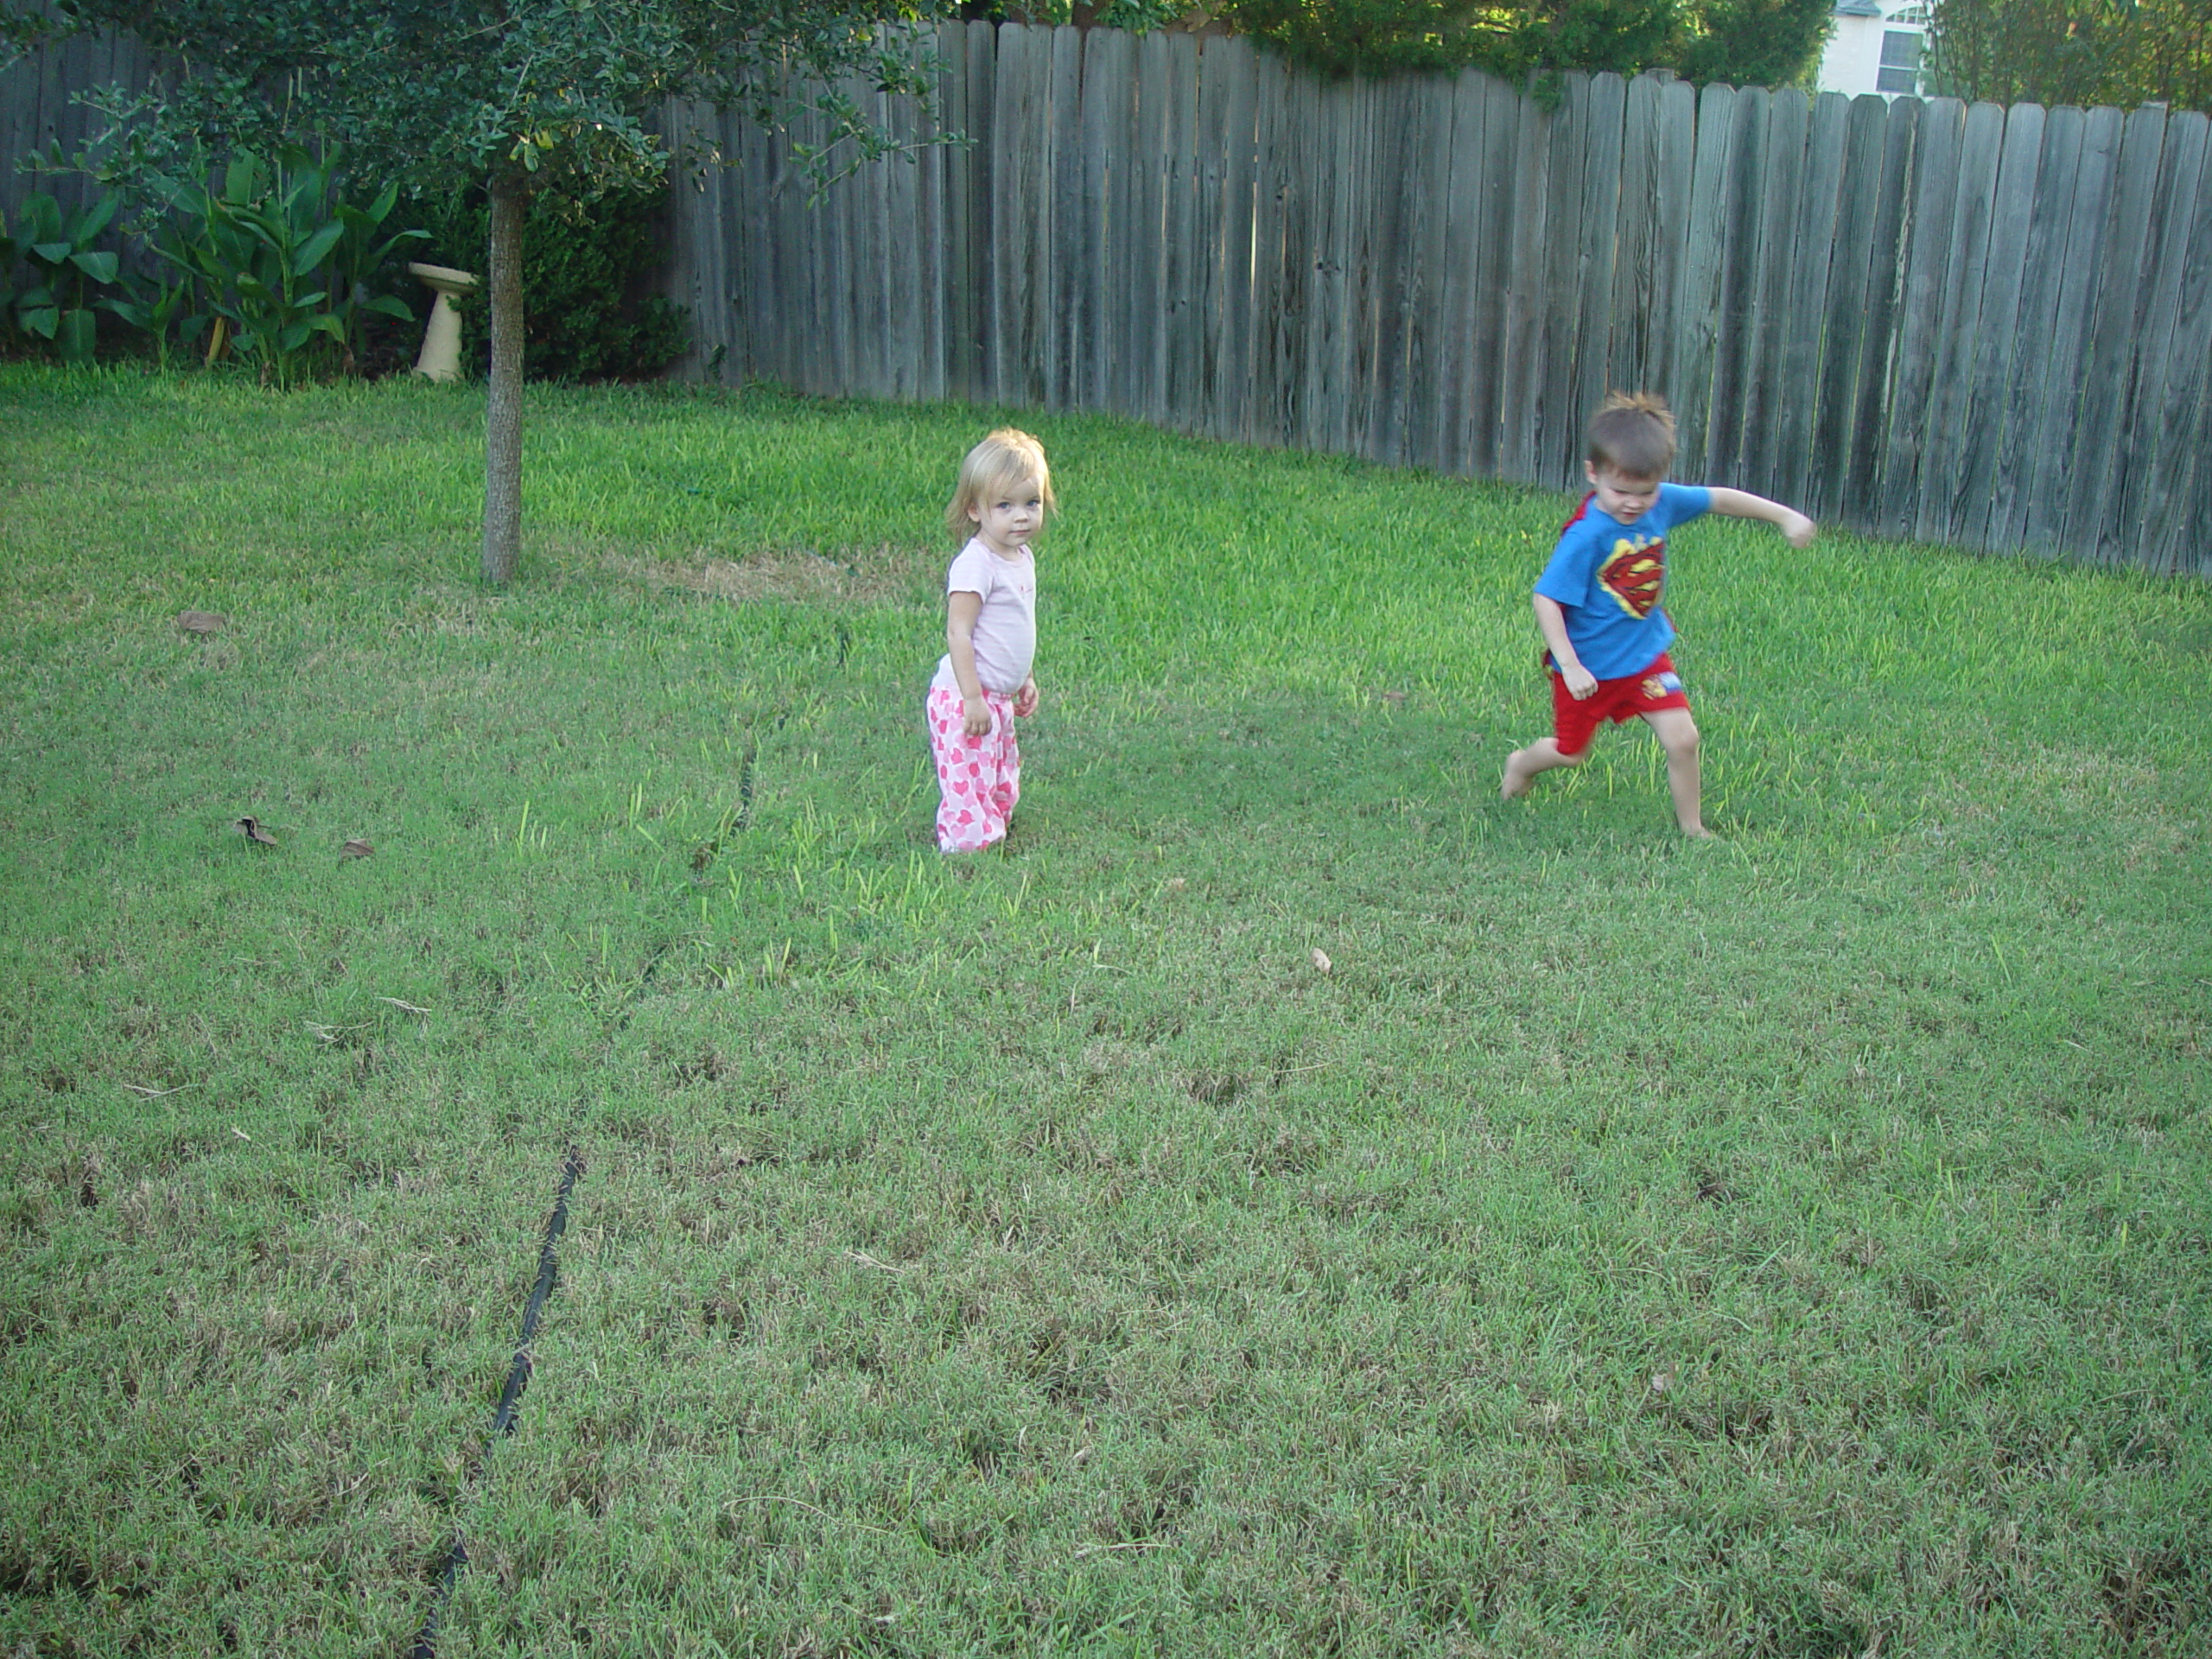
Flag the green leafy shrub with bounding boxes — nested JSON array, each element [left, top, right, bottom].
[[962, 0, 1185, 28], [135, 147, 425, 386], [1929, 0, 2212, 112], [1212, 0, 1828, 87], [11, 189, 126, 364], [402, 179, 689, 384]]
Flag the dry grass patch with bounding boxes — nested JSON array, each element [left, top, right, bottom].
[[608, 541, 932, 607]]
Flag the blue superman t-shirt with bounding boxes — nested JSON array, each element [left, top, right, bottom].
[[1533, 484, 1712, 682]]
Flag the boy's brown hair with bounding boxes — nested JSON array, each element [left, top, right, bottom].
[[1586, 391, 1676, 479]]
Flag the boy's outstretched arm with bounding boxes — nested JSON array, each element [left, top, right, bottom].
[[1706, 487, 1815, 548]]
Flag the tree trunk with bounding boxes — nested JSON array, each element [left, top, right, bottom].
[[481, 173, 526, 585]]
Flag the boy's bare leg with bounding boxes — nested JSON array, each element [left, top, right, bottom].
[[1643, 709, 1707, 836], [1501, 738, 1586, 799]]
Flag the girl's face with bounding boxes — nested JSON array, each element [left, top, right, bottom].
[[969, 475, 1046, 556]]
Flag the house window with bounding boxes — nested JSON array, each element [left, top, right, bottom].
[[1877, 29, 1922, 93]]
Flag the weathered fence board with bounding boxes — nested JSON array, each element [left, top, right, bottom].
[[1878, 98, 1965, 537], [2139, 142, 2212, 574], [1368, 73, 1423, 467], [1706, 85, 1767, 489], [1773, 92, 1847, 512], [961, 23, 999, 403], [2116, 112, 2209, 571], [1046, 27, 1083, 411], [1913, 99, 2005, 547], [1190, 30, 1233, 441], [916, 71, 949, 404], [1987, 105, 2080, 551], [2065, 105, 2167, 560], [1532, 74, 1589, 490], [1572, 73, 1627, 485], [1670, 80, 1738, 485], [2021, 105, 2123, 552], [1162, 33, 1203, 436], [1211, 37, 1260, 447], [1609, 73, 1694, 408], [1395, 73, 1452, 471], [1608, 73, 1660, 406], [1806, 95, 1885, 524], [1739, 86, 1805, 498], [989, 26, 1036, 406], [1459, 73, 1516, 479], [1947, 101, 2041, 547], [1084, 28, 1133, 418], [1255, 51, 1306, 448], [1498, 85, 1554, 486]]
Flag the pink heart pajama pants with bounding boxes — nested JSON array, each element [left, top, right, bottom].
[[926, 686, 1020, 853]]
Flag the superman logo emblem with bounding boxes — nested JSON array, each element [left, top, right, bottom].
[[1599, 537, 1665, 618]]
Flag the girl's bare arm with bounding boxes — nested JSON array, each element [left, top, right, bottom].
[[946, 590, 993, 735]]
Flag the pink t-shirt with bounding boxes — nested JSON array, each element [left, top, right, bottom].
[[931, 538, 1036, 695]]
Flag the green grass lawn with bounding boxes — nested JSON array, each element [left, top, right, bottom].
[[1, 365, 2207, 1658]]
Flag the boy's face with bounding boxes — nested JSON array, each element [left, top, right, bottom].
[[1586, 463, 1664, 526]]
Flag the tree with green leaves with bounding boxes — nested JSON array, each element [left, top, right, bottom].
[[5, 0, 944, 582], [1927, 0, 2212, 112], [1209, 0, 1833, 88]]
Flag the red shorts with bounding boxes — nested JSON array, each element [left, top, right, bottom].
[[1551, 652, 1690, 757]]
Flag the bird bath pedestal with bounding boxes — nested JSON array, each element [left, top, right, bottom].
[[407, 262, 480, 384]]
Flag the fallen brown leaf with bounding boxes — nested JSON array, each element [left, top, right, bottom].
[[341, 838, 373, 859], [1311, 948, 1332, 974], [1377, 689, 1407, 706], [177, 610, 228, 636], [234, 816, 276, 847]]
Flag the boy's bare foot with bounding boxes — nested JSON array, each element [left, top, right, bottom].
[[1500, 747, 1535, 800], [1680, 823, 1713, 839]]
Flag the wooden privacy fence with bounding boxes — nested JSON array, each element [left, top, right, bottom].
[[0, 25, 162, 227], [664, 22, 2212, 576]]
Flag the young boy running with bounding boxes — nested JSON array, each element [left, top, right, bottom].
[[1500, 392, 1815, 838]]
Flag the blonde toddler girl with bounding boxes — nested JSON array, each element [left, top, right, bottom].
[[926, 429, 1052, 853]]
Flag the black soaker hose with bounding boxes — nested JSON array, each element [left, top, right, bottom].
[[406, 1145, 586, 1659]]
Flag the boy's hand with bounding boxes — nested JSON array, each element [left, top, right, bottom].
[[1778, 511, 1816, 549], [1013, 678, 1039, 718], [1560, 662, 1599, 701], [962, 696, 994, 737]]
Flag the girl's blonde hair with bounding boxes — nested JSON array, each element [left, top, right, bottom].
[[945, 428, 1055, 541]]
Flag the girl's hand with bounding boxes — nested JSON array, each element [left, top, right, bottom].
[[1013, 677, 1039, 718], [962, 695, 994, 738]]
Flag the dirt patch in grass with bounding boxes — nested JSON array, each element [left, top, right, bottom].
[[610, 542, 932, 607]]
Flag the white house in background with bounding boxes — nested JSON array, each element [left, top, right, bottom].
[[1817, 0, 1931, 98]]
